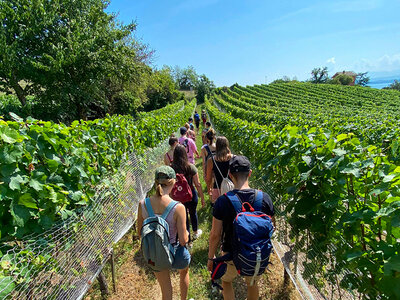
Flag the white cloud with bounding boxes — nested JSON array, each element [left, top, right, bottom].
[[353, 53, 400, 72], [327, 57, 336, 64]]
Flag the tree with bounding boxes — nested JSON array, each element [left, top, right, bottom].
[[143, 66, 184, 111], [383, 80, 400, 91], [330, 74, 354, 85], [172, 66, 198, 90], [195, 74, 215, 103], [310, 67, 329, 84], [0, 0, 152, 122], [355, 72, 370, 86]]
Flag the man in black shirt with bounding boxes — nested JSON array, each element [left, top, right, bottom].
[[207, 156, 274, 300]]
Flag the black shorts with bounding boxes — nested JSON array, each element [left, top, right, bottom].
[[195, 121, 200, 128]]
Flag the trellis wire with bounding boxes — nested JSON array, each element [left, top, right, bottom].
[[0, 136, 171, 300]]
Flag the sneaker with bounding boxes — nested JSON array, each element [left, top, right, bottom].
[[193, 229, 203, 240]]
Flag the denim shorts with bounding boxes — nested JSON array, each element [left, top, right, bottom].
[[172, 245, 191, 270]]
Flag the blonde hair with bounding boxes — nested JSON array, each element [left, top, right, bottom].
[[155, 178, 175, 196], [184, 123, 190, 129]]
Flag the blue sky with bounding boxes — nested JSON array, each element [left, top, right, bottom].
[[107, 0, 400, 87]]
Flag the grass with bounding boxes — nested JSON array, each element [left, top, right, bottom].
[[85, 104, 301, 299]]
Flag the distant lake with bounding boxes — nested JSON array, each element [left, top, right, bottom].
[[368, 75, 400, 89]]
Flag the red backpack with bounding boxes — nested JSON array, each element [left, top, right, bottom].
[[170, 173, 193, 203]]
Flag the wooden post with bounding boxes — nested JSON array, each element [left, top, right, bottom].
[[283, 268, 290, 287], [111, 249, 116, 293], [97, 270, 109, 299]]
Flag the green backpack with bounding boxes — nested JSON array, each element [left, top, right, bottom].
[[140, 198, 178, 271]]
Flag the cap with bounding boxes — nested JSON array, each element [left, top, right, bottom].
[[229, 155, 251, 173], [155, 166, 176, 180], [180, 127, 187, 135]]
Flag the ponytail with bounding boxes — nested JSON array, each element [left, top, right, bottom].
[[155, 182, 164, 196], [154, 178, 175, 197]]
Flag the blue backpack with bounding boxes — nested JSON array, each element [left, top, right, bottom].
[[141, 198, 178, 271], [226, 190, 274, 285]]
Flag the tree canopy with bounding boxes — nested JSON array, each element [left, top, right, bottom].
[[310, 67, 329, 84], [0, 0, 182, 122]]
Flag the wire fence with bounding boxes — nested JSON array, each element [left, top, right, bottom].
[[0, 136, 171, 300], [207, 106, 358, 300]]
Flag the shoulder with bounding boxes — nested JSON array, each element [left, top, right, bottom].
[[259, 190, 274, 215], [189, 163, 198, 174]]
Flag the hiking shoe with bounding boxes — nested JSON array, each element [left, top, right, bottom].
[[193, 229, 203, 240]]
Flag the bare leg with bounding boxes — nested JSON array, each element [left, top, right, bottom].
[[179, 267, 190, 300], [222, 281, 235, 300], [246, 281, 259, 300], [154, 270, 172, 300]]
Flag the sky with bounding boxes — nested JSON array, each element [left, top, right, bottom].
[[107, 0, 400, 87]]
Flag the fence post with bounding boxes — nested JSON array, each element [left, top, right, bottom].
[[97, 270, 109, 299], [111, 249, 116, 293]]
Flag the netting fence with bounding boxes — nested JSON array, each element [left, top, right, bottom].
[[0, 135, 172, 300], [208, 106, 358, 300]]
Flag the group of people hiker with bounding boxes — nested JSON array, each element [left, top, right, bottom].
[[136, 110, 275, 300]]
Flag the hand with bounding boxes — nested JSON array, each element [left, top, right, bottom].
[[196, 154, 200, 159], [201, 200, 205, 208], [207, 259, 214, 272]]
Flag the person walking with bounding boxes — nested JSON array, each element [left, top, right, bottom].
[[179, 127, 199, 164], [201, 109, 207, 127], [193, 111, 200, 132], [201, 129, 216, 180], [205, 136, 233, 204], [171, 145, 205, 242], [207, 156, 275, 300], [137, 166, 190, 300], [184, 123, 196, 141], [201, 121, 212, 145], [164, 136, 178, 166]]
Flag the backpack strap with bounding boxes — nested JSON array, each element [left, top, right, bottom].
[[144, 197, 155, 217], [225, 191, 242, 214], [205, 144, 212, 156], [161, 200, 178, 220], [253, 190, 263, 211]]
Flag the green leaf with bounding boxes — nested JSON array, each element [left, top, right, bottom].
[[384, 255, 400, 276], [0, 126, 20, 144], [336, 133, 348, 142], [18, 193, 38, 209], [346, 251, 364, 261], [9, 174, 25, 190], [0, 276, 15, 298], [302, 155, 312, 166], [332, 148, 347, 156], [28, 179, 44, 192], [10, 202, 30, 227], [46, 159, 59, 173]]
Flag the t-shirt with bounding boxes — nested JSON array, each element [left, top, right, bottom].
[[213, 189, 274, 253], [179, 136, 197, 164]]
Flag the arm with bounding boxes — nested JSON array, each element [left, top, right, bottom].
[[136, 202, 144, 238], [207, 217, 223, 272], [205, 157, 213, 194], [201, 148, 207, 176], [175, 203, 189, 246], [164, 153, 169, 166], [193, 173, 205, 208]]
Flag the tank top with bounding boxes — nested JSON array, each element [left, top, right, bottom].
[[140, 200, 178, 244], [212, 159, 230, 189]]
